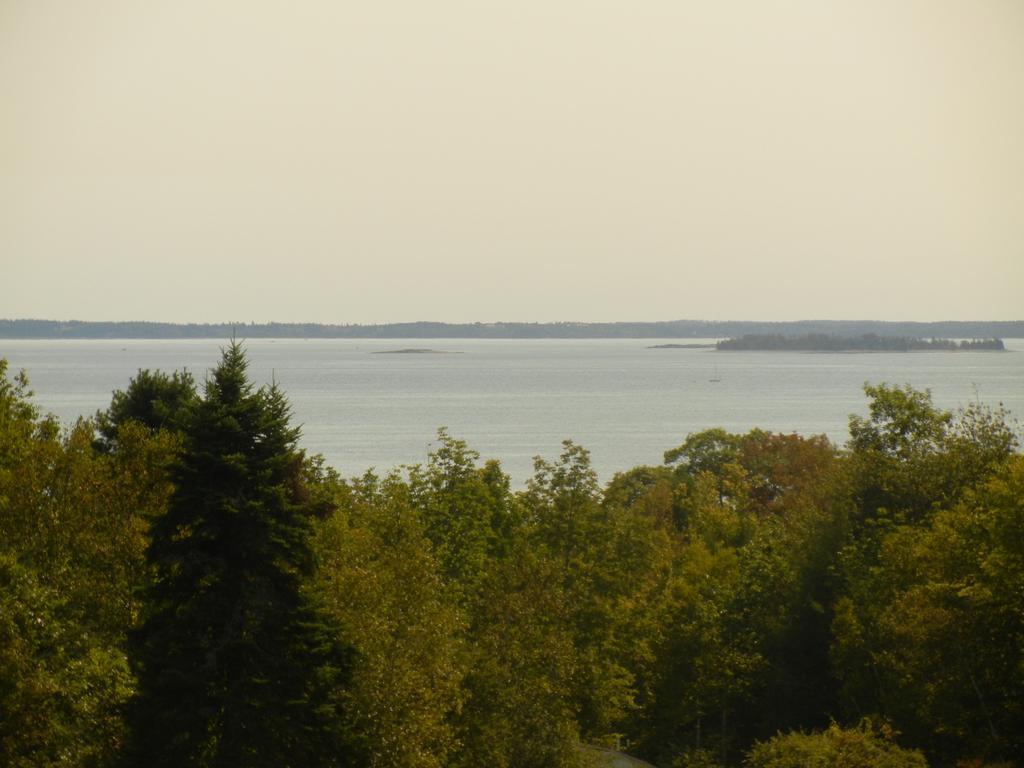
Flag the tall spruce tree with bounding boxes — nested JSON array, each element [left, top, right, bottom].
[[125, 343, 353, 768]]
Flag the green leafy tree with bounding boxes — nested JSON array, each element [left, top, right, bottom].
[[638, 538, 761, 766], [0, 550, 136, 768], [728, 500, 844, 744], [453, 543, 581, 768], [832, 458, 1024, 763], [0, 361, 173, 766], [847, 384, 1016, 524], [125, 343, 353, 768], [638, 431, 843, 764], [664, 430, 744, 479], [313, 471, 464, 768], [833, 386, 1020, 764], [407, 429, 521, 598], [95, 368, 198, 450], [526, 441, 630, 738], [723, 433, 845, 743], [665, 430, 745, 511], [527, 441, 676, 743], [603, 465, 678, 531]]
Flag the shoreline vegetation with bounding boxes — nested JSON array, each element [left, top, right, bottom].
[[2, 318, 1023, 339], [715, 334, 1006, 352]]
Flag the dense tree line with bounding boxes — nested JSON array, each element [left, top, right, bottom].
[[3, 318, 1024, 340], [0, 346, 1020, 767], [716, 334, 1006, 352]]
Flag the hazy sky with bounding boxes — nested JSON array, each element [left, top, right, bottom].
[[2, 1, 1022, 323]]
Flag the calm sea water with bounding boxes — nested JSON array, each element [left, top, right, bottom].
[[3, 338, 1022, 484]]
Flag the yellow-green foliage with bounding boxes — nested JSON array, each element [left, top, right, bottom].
[[313, 473, 465, 768], [2, 357, 1022, 768], [0, 361, 176, 766], [745, 722, 927, 768]]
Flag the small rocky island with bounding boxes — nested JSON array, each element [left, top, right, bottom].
[[716, 334, 1006, 352], [647, 343, 716, 349], [372, 348, 461, 354]]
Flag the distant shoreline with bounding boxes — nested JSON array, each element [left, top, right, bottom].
[[3, 319, 1023, 340]]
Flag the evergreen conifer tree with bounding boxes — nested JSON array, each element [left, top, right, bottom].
[[125, 343, 353, 767]]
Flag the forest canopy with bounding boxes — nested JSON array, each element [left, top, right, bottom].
[[0, 348, 1020, 768]]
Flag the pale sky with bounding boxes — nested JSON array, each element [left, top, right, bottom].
[[2, 0, 1022, 323]]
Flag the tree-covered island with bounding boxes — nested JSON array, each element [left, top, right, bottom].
[[716, 333, 1006, 352], [1, 346, 1021, 768]]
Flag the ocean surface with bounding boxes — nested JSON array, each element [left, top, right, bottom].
[[3, 338, 1022, 484]]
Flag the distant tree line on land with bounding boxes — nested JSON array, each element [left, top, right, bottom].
[[1, 346, 1022, 767], [2, 318, 1023, 339], [716, 334, 1007, 351]]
